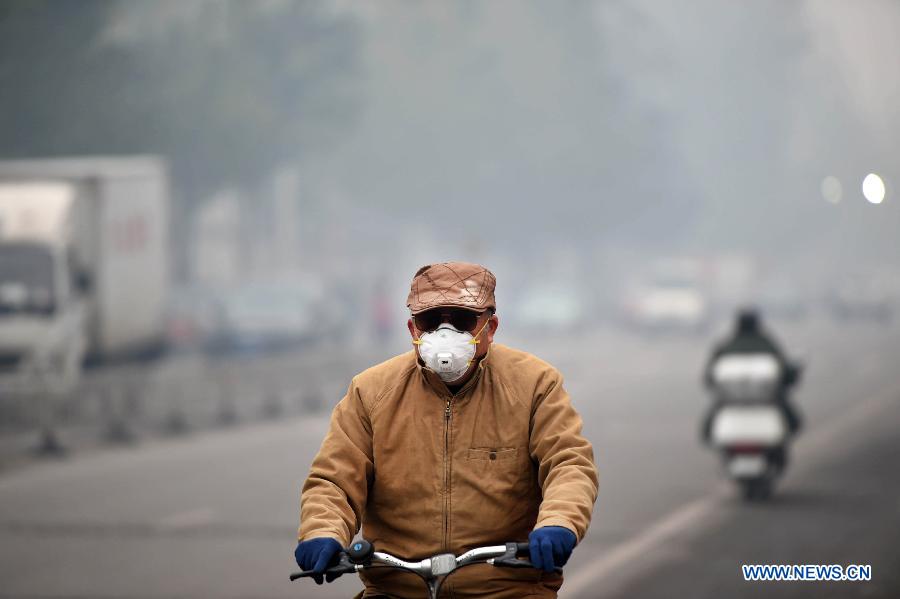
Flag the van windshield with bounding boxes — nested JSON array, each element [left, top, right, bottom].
[[0, 243, 55, 314]]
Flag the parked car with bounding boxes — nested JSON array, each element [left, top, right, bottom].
[[510, 286, 586, 334], [623, 276, 709, 334], [204, 278, 332, 356]]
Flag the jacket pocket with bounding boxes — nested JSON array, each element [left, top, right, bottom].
[[457, 447, 533, 538], [467, 447, 518, 462]]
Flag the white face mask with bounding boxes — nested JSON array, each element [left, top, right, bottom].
[[414, 320, 489, 383]]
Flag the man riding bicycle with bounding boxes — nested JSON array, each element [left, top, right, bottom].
[[295, 262, 599, 598]]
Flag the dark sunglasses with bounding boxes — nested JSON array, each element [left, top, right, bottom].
[[413, 308, 488, 333]]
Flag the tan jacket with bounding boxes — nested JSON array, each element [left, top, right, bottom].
[[298, 343, 599, 598]]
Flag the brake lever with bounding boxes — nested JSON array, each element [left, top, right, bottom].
[[490, 542, 563, 575], [289, 553, 356, 581]]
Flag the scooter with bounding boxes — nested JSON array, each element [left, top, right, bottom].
[[290, 539, 559, 599], [706, 353, 799, 500]]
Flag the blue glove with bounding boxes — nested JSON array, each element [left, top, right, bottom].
[[294, 538, 343, 584], [528, 526, 577, 572]]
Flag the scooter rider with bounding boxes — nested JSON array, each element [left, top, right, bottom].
[[295, 262, 599, 598], [701, 308, 802, 442]]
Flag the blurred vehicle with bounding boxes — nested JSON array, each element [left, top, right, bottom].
[[205, 278, 336, 356], [623, 267, 710, 334], [826, 274, 894, 323], [705, 354, 799, 500], [702, 311, 804, 502], [508, 286, 586, 334], [0, 157, 169, 395]]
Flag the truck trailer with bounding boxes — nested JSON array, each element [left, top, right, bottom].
[[0, 156, 170, 394]]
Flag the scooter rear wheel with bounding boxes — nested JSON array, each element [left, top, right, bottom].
[[740, 478, 772, 501]]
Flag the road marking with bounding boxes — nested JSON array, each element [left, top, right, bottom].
[[564, 485, 729, 596], [793, 383, 900, 461], [564, 382, 900, 597], [156, 507, 217, 531]]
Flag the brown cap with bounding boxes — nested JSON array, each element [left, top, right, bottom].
[[406, 262, 497, 314]]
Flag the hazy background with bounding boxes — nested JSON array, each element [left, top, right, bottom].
[[0, 2, 898, 598], [2, 1, 898, 306]]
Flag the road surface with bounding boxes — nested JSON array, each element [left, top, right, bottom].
[[0, 317, 897, 598]]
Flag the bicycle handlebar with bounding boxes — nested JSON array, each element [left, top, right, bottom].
[[289, 541, 561, 583]]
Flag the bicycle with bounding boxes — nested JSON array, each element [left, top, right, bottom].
[[290, 539, 561, 599]]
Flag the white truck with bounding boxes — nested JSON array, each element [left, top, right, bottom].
[[0, 156, 170, 396]]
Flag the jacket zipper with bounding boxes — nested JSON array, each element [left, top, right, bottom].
[[443, 397, 451, 551]]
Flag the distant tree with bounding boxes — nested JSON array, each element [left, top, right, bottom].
[[0, 0, 361, 203]]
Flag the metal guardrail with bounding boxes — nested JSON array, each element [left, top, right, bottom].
[[0, 345, 377, 461]]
